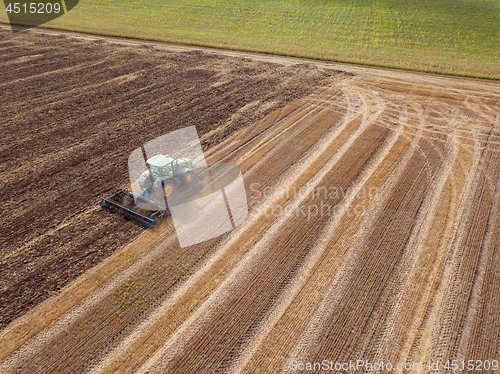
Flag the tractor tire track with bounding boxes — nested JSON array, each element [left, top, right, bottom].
[[429, 126, 500, 363]]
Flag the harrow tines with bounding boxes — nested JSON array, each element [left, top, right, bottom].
[[99, 190, 163, 229]]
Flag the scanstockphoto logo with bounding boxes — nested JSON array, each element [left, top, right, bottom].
[[249, 183, 379, 221], [128, 126, 248, 248], [3, 0, 79, 29]]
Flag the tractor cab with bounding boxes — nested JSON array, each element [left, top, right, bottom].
[[146, 154, 175, 179]]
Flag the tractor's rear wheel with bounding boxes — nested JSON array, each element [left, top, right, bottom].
[[162, 180, 175, 197]]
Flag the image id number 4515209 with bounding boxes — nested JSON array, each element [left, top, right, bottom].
[[6, 2, 62, 14], [444, 360, 498, 371]]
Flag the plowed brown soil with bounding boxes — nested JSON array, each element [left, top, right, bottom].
[[1, 26, 500, 374]]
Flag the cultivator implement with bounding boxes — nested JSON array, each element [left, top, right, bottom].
[[99, 189, 165, 228]]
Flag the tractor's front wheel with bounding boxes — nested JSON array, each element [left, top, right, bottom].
[[162, 180, 175, 197], [181, 168, 195, 184]]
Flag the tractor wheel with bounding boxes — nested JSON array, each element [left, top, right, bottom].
[[162, 180, 175, 197], [181, 168, 195, 184]]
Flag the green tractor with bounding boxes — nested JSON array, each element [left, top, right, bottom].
[[100, 154, 197, 227], [138, 154, 197, 198]]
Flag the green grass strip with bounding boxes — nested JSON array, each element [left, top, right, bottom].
[[1, 0, 499, 79]]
